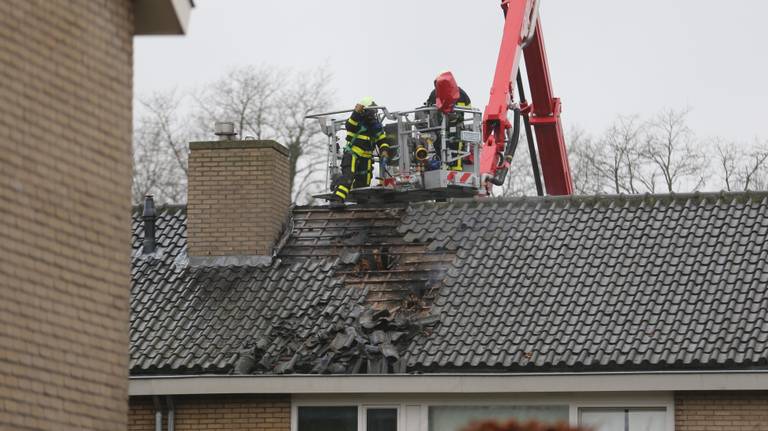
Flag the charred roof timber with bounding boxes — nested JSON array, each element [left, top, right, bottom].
[[142, 195, 157, 254]]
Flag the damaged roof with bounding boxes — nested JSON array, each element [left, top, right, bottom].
[[130, 192, 768, 375]]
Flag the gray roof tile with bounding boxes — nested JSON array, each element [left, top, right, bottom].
[[131, 192, 768, 374]]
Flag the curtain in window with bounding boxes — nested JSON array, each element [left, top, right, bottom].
[[429, 405, 569, 431]]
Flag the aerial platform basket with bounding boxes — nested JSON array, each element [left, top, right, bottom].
[[306, 105, 486, 204]]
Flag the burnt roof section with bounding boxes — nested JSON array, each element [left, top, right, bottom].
[[130, 192, 768, 375], [130, 205, 448, 374], [281, 207, 454, 310]]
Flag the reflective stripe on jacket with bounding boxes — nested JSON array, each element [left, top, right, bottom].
[[345, 110, 389, 158]]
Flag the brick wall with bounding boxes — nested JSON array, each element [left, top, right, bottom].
[[0, 1, 134, 430], [129, 397, 156, 431], [675, 391, 768, 430], [187, 140, 291, 257], [129, 395, 291, 431]]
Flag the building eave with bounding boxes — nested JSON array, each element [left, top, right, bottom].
[[129, 370, 768, 396], [134, 0, 194, 35]]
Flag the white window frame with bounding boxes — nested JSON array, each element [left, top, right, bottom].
[[571, 393, 674, 430], [292, 401, 404, 431], [292, 392, 675, 431], [578, 407, 668, 431]]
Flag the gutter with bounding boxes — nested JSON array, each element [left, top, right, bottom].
[[153, 396, 162, 431], [167, 396, 175, 431], [152, 395, 175, 431], [130, 370, 768, 396]]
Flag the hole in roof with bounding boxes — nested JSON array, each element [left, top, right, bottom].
[[352, 246, 398, 272]]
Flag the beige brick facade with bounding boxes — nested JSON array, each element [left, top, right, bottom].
[[676, 391, 768, 430], [0, 1, 134, 430], [129, 397, 156, 431], [187, 140, 291, 257], [129, 395, 290, 431]]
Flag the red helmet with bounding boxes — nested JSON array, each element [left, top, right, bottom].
[[434, 71, 460, 114]]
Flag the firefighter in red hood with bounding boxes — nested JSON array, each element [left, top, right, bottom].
[[424, 71, 472, 170]]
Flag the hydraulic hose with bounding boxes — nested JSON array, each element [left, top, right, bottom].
[[488, 106, 522, 186], [505, 107, 522, 160]]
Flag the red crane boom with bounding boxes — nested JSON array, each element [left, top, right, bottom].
[[480, 0, 574, 195]]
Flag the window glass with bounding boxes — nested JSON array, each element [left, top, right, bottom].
[[580, 408, 666, 431], [429, 405, 569, 431], [580, 410, 625, 431], [628, 410, 665, 431], [367, 408, 398, 431], [298, 406, 357, 431]]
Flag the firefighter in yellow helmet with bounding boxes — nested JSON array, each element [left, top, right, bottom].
[[330, 97, 390, 202]]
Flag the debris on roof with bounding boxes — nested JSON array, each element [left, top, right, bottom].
[[281, 206, 455, 311], [234, 306, 439, 375]]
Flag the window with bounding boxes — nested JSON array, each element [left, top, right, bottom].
[[579, 408, 666, 431], [428, 405, 569, 431], [298, 406, 357, 431], [365, 407, 398, 431]]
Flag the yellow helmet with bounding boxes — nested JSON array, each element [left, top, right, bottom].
[[358, 96, 375, 107]]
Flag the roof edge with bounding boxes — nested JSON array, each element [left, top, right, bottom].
[[134, 0, 194, 35], [129, 370, 768, 396], [411, 190, 768, 208], [130, 190, 768, 215], [132, 203, 187, 211]]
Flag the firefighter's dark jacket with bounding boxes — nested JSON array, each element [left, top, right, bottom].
[[344, 110, 389, 157]]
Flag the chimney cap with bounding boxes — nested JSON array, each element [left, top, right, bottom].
[[142, 195, 156, 218], [142, 195, 157, 254], [214, 122, 237, 140], [189, 139, 290, 156]]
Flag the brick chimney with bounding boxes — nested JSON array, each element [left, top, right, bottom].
[[187, 139, 291, 257]]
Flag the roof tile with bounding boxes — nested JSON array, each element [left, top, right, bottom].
[[132, 192, 768, 374]]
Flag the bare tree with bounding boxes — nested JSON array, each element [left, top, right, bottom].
[[505, 109, 768, 196], [714, 138, 768, 191], [134, 65, 334, 204], [567, 117, 656, 195], [193, 65, 334, 203], [132, 90, 189, 204], [499, 130, 539, 197], [275, 67, 334, 202], [567, 126, 606, 195], [137, 73, 747, 205], [504, 119, 652, 197], [643, 108, 707, 192], [193, 65, 285, 140], [601, 115, 657, 194]]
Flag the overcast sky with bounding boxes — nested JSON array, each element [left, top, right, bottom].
[[135, 0, 768, 143]]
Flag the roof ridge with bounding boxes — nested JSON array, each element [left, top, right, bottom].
[[130, 190, 768, 215], [406, 190, 768, 209], [131, 203, 188, 214], [293, 203, 409, 212]]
